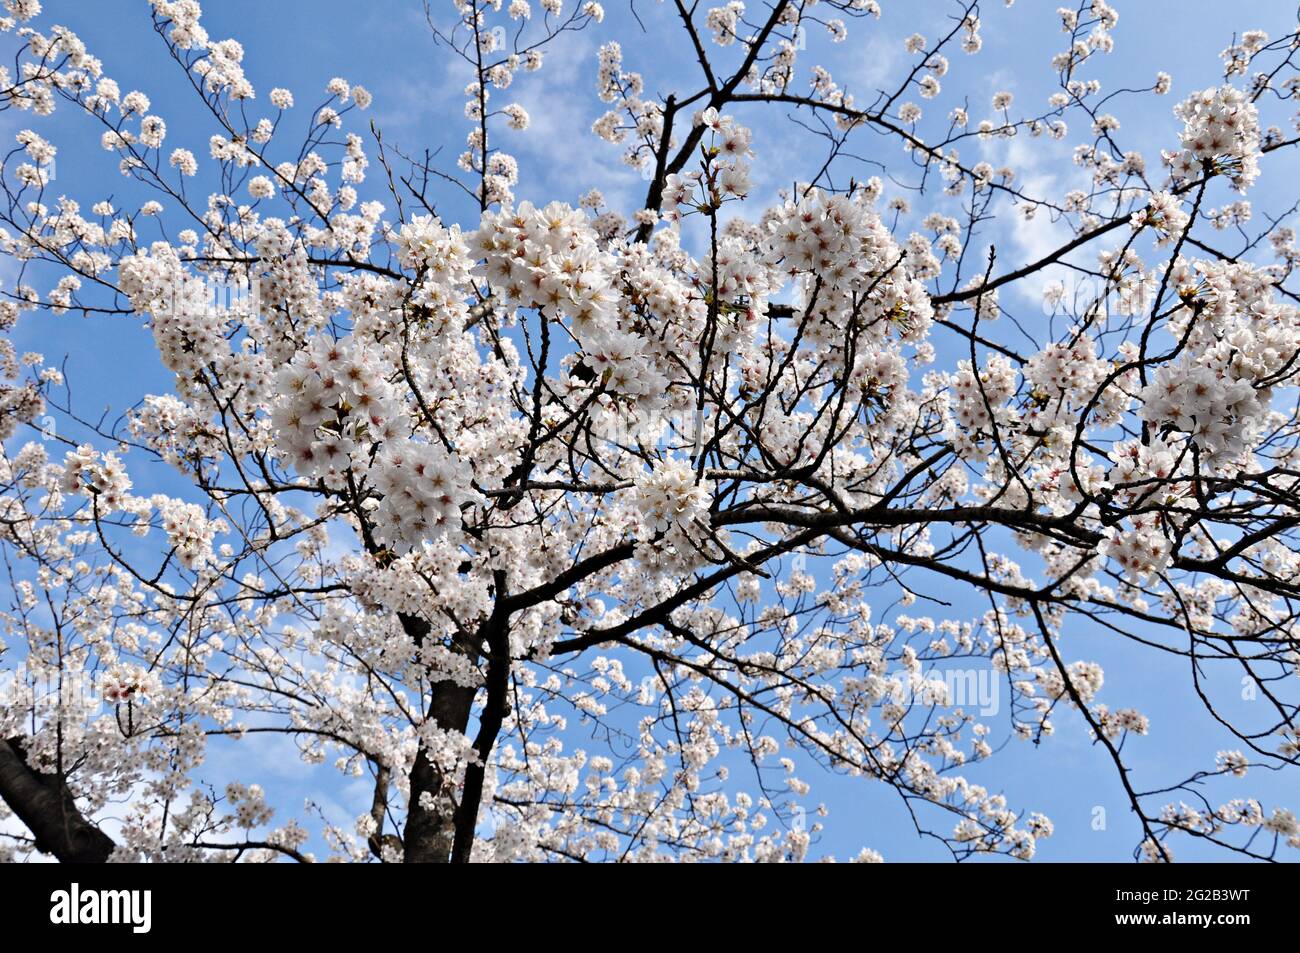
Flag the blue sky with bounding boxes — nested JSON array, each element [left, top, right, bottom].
[[5, 1, 1299, 861]]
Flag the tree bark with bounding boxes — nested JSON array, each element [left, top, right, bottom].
[[0, 737, 115, 863], [402, 679, 477, 862], [450, 603, 511, 863], [400, 612, 478, 863]]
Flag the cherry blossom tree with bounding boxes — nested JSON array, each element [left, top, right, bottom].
[[0, 0, 1298, 863]]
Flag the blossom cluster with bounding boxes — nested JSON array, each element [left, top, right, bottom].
[[1166, 85, 1262, 191]]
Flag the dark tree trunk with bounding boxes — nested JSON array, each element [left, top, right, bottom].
[[401, 678, 477, 862], [401, 574, 511, 864], [0, 737, 115, 863], [400, 610, 479, 863], [450, 603, 511, 863]]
